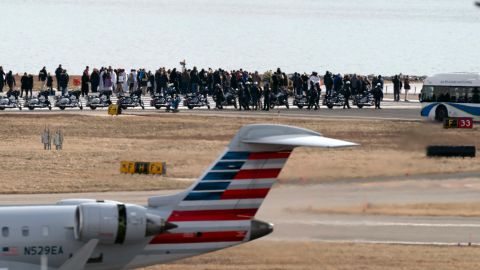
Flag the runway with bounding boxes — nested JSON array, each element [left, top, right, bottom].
[[3, 172, 480, 246]]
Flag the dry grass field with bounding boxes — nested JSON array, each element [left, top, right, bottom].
[[0, 113, 478, 193], [141, 241, 480, 270]]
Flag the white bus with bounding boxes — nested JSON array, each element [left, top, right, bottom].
[[420, 72, 480, 121]]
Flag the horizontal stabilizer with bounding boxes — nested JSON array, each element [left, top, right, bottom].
[[243, 135, 358, 148]]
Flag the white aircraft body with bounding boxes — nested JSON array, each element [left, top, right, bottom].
[[0, 124, 356, 269]]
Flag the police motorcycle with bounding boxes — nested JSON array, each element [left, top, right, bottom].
[[150, 85, 176, 110], [54, 90, 83, 110], [25, 90, 52, 110], [0, 90, 22, 110], [293, 86, 309, 109], [183, 89, 210, 110], [323, 89, 346, 109], [353, 90, 375, 109], [86, 90, 112, 110], [117, 89, 145, 110], [214, 87, 237, 109], [269, 87, 290, 109]]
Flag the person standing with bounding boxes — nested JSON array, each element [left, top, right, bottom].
[[38, 66, 48, 90], [0, 66, 5, 93], [27, 74, 34, 98], [5, 71, 15, 91], [262, 70, 272, 111], [55, 65, 63, 90], [46, 73, 54, 95], [81, 66, 90, 97], [20, 73, 29, 98], [404, 75, 411, 101], [60, 69, 69, 96], [343, 81, 352, 109], [292, 72, 303, 96], [90, 68, 100, 93], [116, 69, 126, 96], [324, 71, 333, 96], [308, 72, 321, 110], [392, 75, 401, 102], [373, 83, 383, 109]]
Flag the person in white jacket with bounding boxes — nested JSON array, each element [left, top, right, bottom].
[[110, 69, 117, 94], [116, 69, 127, 96], [308, 71, 321, 90], [127, 69, 137, 94]]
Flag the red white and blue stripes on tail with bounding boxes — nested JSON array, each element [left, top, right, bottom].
[[149, 149, 291, 246]]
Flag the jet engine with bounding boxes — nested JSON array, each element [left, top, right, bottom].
[[74, 202, 174, 245]]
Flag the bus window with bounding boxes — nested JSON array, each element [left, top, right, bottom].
[[421, 86, 434, 102], [435, 87, 450, 102], [473, 88, 480, 103]]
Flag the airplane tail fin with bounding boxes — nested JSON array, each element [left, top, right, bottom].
[[149, 124, 357, 222]]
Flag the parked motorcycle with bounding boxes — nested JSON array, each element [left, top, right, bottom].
[[353, 91, 375, 109], [269, 89, 289, 109], [323, 91, 346, 109], [293, 94, 308, 109], [117, 90, 145, 110], [54, 90, 83, 110], [25, 90, 51, 110], [213, 87, 237, 109], [86, 90, 112, 110], [183, 92, 210, 110], [0, 90, 22, 110]]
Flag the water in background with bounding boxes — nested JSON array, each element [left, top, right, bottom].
[[1, 0, 479, 75]]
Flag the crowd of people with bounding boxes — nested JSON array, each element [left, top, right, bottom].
[[0, 64, 414, 110]]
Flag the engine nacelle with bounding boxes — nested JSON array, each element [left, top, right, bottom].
[[75, 202, 168, 245]]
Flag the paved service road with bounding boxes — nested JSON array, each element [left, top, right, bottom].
[[1, 98, 422, 121], [3, 172, 480, 245]]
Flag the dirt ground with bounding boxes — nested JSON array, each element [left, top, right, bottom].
[[0, 113, 478, 194], [141, 241, 480, 270]]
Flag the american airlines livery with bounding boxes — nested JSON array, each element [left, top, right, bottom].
[[0, 124, 357, 269]]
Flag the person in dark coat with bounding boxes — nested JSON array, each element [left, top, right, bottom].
[[343, 81, 352, 109], [214, 83, 224, 110], [324, 71, 333, 96], [55, 65, 63, 90], [90, 69, 100, 93], [0, 66, 5, 93], [262, 84, 271, 111], [38, 66, 47, 90], [333, 74, 343, 93], [46, 73, 54, 95], [20, 73, 29, 98], [190, 67, 200, 94], [292, 72, 303, 96], [147, 71, 155, 95], [59, 70, 69, 96], [392, 75, 401, 102], [5, 71, 15, 91], [251, 82, 261, 110], [373, 83, 383, 109], [81, 67, 90, 97], [27, 74, 34, 98]]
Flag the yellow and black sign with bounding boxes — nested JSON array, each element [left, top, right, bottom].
[[108, 104, 121, 115], [120, 161, 166, 175]]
